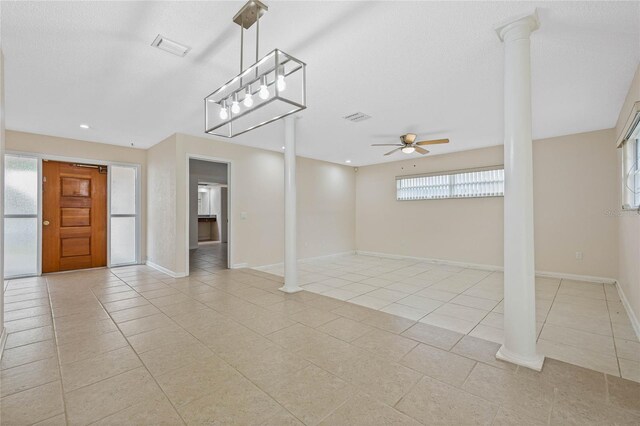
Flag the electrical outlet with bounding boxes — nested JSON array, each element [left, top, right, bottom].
[[240, 212, 248, 220], [575, 251, 583, 261]]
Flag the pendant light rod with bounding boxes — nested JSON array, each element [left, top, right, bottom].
[[234, 0, 268, 75], [256, 12, 260, 63], [240, 17, 244, 73]]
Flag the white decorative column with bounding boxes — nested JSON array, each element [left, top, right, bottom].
[[495, 10, 544, 371], [280, 116, 303, 293]]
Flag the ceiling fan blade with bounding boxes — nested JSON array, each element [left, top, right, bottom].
[[415, 146, 429, 155], [404, 133, 417, 144], [371, 144, 403, 147], [384, 148, 402, 156], [416, 138, 449, 145]]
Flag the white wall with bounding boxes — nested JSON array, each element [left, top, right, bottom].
[[616, 63, 640, 333], [356, 129, 619, 279]]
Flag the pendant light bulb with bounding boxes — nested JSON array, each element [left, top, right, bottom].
[[231, 93, 240, 114], [219, 100, 229, 120], [276, 66, 286, 92], [243, 87, 254, 107], [259, 76, 269, 100], [277, 74, 286, 92]]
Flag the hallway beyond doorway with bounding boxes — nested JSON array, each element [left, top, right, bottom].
[[190, 242, 228, 273]]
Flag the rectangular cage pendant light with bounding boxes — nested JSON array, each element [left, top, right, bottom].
[[204, 1, 306, 138]]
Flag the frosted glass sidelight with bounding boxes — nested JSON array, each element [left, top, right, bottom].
[[4, 218, 38, 277], [110, 216, 136, 265], [110, 166, 136, 215], [5, 155, 38, 215]]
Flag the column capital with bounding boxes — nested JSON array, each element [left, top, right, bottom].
[[495, 9, 539, 42]]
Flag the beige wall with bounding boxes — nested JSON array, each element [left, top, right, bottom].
[[356, 129, 619, 279], [147, 132, 356, 275], [356, 145, 505, 267], [1, 51, 5, 341], [533, 130, 618, 278], [616, 63, 640, 331], [297, 156, 356, 259], [5, 130, 149, 263], [146, 134, 177, 271]]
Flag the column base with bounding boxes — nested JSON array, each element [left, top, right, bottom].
[[496, 345, 545, 371], [279, 285, 304, 294]]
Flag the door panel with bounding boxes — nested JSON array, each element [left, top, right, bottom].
[[43, 161, 107, 273], [61, 177, 91, 197], [60, 207, 91, 227]]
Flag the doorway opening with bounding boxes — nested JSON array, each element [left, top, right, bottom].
[[188, 158, 229, 273]]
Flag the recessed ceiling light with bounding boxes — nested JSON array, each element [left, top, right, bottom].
[[151, 34, 191, 57], [79, 124, 90, 129], [345, 160, 352, 163], [281, 146, 285, 150]]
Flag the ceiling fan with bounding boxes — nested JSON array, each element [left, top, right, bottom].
[[371, 133, 449, 156]]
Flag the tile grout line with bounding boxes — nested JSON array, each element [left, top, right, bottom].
[[148, 277, 311, 425], [9, 259, 636, 424], [604, 283, 624, 379], [45, 275, 70, 424], [110, 267, 306, 424], [536, 277, 562, 344], [91, 269, 190, 426]]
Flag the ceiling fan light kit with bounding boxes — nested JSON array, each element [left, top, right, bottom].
[[205, 1, 306, 138], [372, 133, 450, 157]]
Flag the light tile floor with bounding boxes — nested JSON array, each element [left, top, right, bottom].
[[259, 254, 640, 382], [2, 264, 639, 425]]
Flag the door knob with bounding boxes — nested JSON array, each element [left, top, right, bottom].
[[43, 220, 50, 226]]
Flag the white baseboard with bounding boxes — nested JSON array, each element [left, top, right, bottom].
[[616, 281, 640, 341], [356, 250, 617, 284], [253, 250, 357, 271], [534, 270, 616, 285], [145, 261, 187, 278], [356, 250, 501, 272], [0, 327, 7, 359], [231, 263, 249, 269]]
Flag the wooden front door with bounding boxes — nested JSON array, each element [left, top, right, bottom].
[[42, 161, 107, 273]]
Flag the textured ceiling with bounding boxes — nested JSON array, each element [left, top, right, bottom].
[[2, 1, 639, 166]]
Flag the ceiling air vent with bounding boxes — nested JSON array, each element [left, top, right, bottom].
[[151, 34, 191, 57], [343, 112, 371, 123]]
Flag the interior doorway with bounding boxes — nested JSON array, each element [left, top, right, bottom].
[[188, 158, 229, 273], [42, 160, 108, 272]]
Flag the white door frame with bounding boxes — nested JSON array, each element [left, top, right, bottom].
[[185, 153, 232, 276]]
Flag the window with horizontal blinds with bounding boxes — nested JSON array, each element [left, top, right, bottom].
[[621, 123, 639, 209], [396, 167, 505, 201]]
